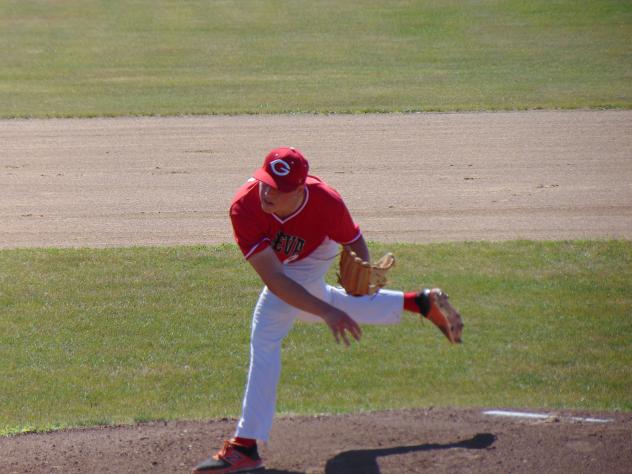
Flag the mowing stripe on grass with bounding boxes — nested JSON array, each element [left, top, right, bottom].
[[1, 0, 630, 117]]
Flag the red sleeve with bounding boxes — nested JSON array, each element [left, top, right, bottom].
[[229, 201, 270, 259], [326, 188, 361, 244]]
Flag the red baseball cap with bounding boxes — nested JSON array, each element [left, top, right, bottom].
[[253, 147, 309, 192]]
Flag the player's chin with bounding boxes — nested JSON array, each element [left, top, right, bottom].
[[260, 202, 276, 214]]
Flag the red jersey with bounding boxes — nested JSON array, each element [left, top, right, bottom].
[[230, 176, 361, 262]]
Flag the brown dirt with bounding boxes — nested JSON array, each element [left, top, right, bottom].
[[1, 409, 631, 473], [2, 110, 631, 248], [1, 111, 631, 473]]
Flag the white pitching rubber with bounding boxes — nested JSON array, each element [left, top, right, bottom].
[[483, 410, 613, 424]]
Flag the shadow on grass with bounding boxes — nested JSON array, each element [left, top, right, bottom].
[[323, 432, 496, 474]]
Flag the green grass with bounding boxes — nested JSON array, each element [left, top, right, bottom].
[[1, 241, 631, 436], [1, 0, 631, 118]]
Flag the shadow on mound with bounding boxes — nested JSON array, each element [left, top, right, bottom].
[[323, 432, 496, 474], [264, 471, 303, 474], [264, 471, 304, 474]]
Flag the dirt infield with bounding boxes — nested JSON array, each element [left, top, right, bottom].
[[1, 110, 631, 473], [2, 110, 631, 248]]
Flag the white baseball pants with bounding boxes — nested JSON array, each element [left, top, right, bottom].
[[234, 241, 404, 442]]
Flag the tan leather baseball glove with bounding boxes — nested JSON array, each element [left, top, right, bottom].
[[337, 247, 395, 296]]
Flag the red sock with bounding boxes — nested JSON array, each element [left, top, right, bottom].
[[232, 437, 256, 448], [403, 292, 420, 313]]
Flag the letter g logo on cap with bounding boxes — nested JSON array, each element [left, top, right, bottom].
[[270, 159, 291, 176]]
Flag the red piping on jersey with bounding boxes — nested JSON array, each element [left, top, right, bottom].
[[271, 186, 310, 224], [245, 237, 271, 259], [341, 230, 363, 245]]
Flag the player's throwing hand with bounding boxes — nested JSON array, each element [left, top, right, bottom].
[[322, 308, 362, 346]]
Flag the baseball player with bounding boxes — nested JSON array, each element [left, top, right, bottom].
[[192, 147, 463, 473]]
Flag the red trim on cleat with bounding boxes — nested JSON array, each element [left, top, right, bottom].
[[192, 440, 263, 473]]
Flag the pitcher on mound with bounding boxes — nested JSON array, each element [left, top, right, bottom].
[[192, 147, 463, 473]]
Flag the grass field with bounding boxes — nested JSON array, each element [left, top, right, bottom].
[[1, 241, 631, 435], [1, 0, 631, 440], [1, 0, 631, 117]]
